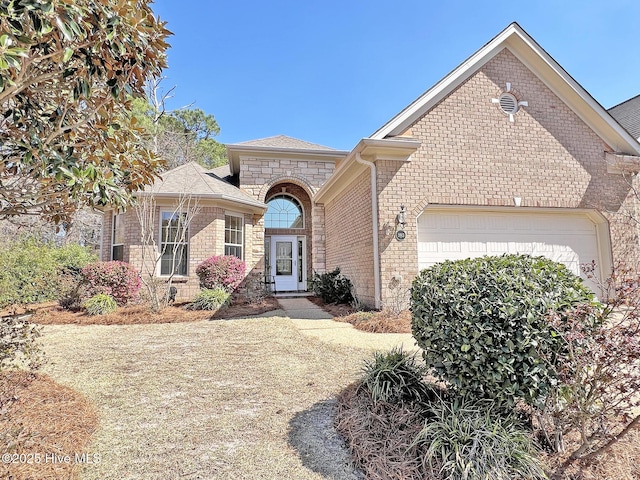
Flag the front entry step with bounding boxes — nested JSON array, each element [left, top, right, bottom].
[[274, 291, 312, 299]]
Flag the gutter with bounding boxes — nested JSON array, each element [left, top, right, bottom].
[[355, 152, 381, 309]]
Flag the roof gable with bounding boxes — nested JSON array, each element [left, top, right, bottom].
[[233, 135, 337, 151], [371, 22, 640, 156], [141, 162, 265, 211]]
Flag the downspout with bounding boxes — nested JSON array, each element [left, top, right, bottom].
[[355, 153, 382, 309]]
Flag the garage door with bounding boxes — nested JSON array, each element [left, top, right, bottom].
[[417, 209, 603, 292]]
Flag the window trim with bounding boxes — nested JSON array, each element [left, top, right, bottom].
[[224, 212, 244, 259], [158, 209, 189, 277], [111, 212, 125, 261], [264, 194, 304, 229]]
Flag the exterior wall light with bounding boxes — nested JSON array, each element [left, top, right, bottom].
[[396, 204, 406, 229]]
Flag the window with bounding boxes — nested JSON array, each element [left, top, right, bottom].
[[112, 213, 125, 261], [225, 214, 243, 258], [265, 195, 303, 229], [160, 211, 188, 276]]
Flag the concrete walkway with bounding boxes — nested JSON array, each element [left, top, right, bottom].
[[278, 297, 418, 352]]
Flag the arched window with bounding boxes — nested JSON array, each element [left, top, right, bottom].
[[265, 195, 303, 229]]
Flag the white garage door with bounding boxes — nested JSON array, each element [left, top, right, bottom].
[[418, 209, 603, 292]]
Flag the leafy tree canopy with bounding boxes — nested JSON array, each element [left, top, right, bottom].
[[131, 96, 227, 169], [0, 0, 171, 223]]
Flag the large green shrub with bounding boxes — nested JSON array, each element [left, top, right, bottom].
[[0, 237, 97, 308], [308, 267, 354, 304], [411, 254, 594, 406]]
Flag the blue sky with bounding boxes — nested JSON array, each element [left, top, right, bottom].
[[151, 1, 640, 151]]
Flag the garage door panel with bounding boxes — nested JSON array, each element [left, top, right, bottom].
[[418, 210, 601, 292]]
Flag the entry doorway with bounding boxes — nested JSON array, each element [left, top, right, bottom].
[[265, 236, 306, 292]]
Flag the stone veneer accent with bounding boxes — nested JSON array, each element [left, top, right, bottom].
[[239, 156, 335, 273], [371, 48, 639, 307]]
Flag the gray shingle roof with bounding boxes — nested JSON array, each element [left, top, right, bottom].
[[609, 94, 640, 140], [232, 135, 337, 151], [141, 162, 264, 208]]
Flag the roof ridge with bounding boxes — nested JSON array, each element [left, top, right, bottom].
[[608, 94, 640, 111]]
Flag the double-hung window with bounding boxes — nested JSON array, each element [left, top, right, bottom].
[[160, 211, 188, 276], [112, 213, 125, 261], [224, 214, 243, 259]]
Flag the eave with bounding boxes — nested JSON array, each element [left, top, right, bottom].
[[315, 137, 421, 204]]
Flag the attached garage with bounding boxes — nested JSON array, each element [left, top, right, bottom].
[[417, 207, 611, 293]]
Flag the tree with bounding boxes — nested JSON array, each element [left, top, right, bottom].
[[0, 0, 171, 223], [132, 83, 227, 170], [134, 192, 201, 312]]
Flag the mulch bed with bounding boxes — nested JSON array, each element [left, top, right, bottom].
[[0, 371, 98, 480], [335, 310, 412, 334], [307, 296, 355, 317], [17, 297, 281, 326]]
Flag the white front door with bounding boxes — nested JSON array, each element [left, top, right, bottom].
[[271, 236, 299, 291]]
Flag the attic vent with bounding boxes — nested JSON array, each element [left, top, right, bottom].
[[498, 93, 518, 114]]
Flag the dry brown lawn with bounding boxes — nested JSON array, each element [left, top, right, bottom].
[[33, 316, 369, 479]]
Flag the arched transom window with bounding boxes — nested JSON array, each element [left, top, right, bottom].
[[265, 195, 303, 229]]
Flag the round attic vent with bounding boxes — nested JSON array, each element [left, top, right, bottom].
[[498, 92, 518, 115]]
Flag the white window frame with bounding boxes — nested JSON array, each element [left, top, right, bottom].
[[264, 194, 304, 229], [111, 212, 125, 261], [224, 212, 244, 259], [159, 209, 189, 276]]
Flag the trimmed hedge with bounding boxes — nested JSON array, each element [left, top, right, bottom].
[[411, 254, 594, 406], [309, 268, 354, 304]]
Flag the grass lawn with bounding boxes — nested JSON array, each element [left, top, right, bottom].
[[32, 316, 370, 479]]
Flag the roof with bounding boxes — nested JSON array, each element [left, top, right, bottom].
[[226, 135, 349, 175], [371, 22, 640, 156], [140, 162, 266, 211], [233, 135, 337, 151], [609, 94, 640, 140]]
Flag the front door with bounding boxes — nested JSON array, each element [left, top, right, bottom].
[[269, 236, 300, 291]]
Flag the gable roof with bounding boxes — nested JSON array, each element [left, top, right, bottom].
[[140, 162, 266, 211], [226, 135, 349, 175], [371, 22, 640, 156], [609, 94, 640, 140], [234, 134, 337, 151]]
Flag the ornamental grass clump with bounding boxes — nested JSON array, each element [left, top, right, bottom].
[[411, 254, 594, 407], [82, 293, 117, 316], [190, 288, 231, 311]]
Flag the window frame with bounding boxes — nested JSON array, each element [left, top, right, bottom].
[[159, 209, 189, 276], [224, 212, 244, 259], [111, 212, 125, 261], [264, 194, 304, 229]]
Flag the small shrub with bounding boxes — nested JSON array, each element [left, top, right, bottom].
[[413, 396, 547, 480], [195, 255, 246, 292], [82, 294, 117, 316], [190, 288, 231, 311], [82, 261, 141, 306], [411, 254, 594, 407], [360, 347, 434, 405], [309, 267, 353, 304], [0, 315, 43, 371]]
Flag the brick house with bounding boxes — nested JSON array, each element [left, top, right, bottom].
[[101, 23, 640, 307]]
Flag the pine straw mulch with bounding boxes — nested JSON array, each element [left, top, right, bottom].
[[335, 310, 413, 333], [335, 382, 429, 479], [335, 382, 640, 480], [0, 371, 98, 480], [20, 296, 281, 326]]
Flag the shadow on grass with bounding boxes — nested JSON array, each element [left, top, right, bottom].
[[288, 399, 364, 480]]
